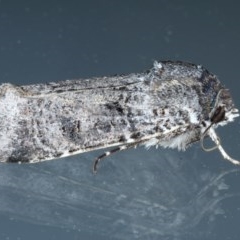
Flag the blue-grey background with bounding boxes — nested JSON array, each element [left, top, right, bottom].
[[0, 1, 240, 240]]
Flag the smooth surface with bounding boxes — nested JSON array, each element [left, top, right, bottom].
[[0, 1, 240, 239]]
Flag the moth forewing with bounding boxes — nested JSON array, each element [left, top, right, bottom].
[[0, 61, 239, 172]]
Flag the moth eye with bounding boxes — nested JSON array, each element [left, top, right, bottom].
[[210, 106, 225, 124]]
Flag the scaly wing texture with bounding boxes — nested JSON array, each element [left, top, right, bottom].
[[0, 61, 224, 162]]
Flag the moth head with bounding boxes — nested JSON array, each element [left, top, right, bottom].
[[201, 88, 240, 166], [210, 89, 239, 127]]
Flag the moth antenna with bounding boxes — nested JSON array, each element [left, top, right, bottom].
[[93, 144, 134, 174], [93, 139, 150, 173], [208, 128, 240, 165]]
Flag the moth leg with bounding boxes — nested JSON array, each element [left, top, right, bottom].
[[208, 128, 240, 165], [93, 143, 139, 174], [200, 124, 220, 152]]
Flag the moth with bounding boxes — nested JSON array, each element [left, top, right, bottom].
[[0, 61, 239, 173]]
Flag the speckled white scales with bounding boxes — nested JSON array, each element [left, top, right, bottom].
[[0, 61, 239, 171]]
